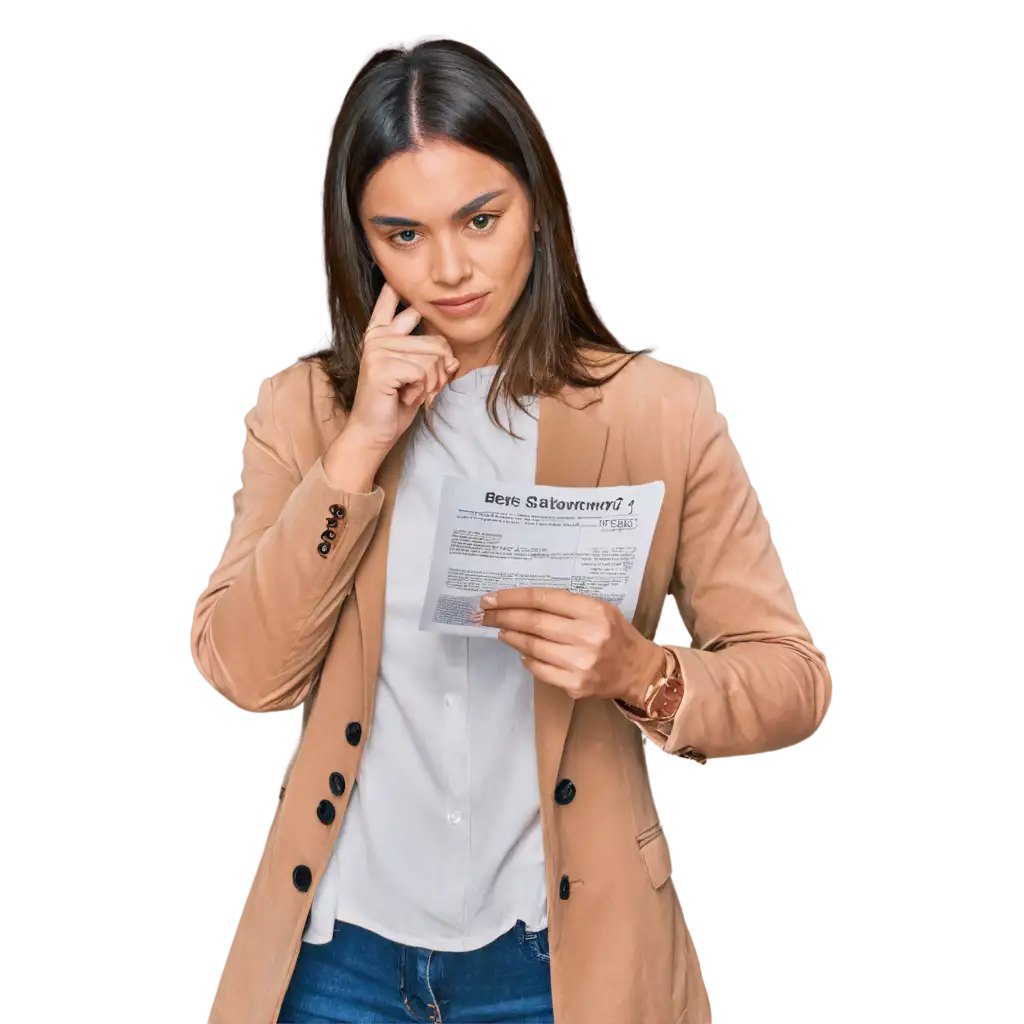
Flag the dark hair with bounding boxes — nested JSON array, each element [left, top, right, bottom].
[[298, 37, 653, 436]]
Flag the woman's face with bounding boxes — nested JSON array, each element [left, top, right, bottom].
[[358, 139, 538, 367]]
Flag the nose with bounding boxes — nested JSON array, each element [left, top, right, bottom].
[[431, 237, 473, 287]]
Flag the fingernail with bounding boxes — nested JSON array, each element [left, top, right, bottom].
[[481, 594, 496, 607]]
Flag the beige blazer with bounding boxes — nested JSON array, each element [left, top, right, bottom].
[[191, 349, 832, 1024]]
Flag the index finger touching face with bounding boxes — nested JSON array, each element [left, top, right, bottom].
[[365, 281, 401, 334]]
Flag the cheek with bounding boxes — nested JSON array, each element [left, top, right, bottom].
[[488, 236, 536, 293], [374, 253, 417, 296]]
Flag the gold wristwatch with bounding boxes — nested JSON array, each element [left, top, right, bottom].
[[617, 646, 685, 721]]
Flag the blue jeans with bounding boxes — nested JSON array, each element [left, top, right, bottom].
[[277, 917, 554, 1023]]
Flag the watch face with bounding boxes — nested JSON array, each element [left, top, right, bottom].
[[648, 679, 683, 719]]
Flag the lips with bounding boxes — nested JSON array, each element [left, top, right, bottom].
[[431, 291, 488, 307]]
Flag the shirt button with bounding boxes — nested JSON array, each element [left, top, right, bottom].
[[444, 695, 455, 707], [448, 810, 461, 824]]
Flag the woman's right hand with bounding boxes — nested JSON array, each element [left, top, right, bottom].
[[345, 282, 460, 453]]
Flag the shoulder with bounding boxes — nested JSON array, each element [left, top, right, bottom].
[[264, 357, 338, 417], [581, 347, 710, 417], [249, 357, 346, 468], [256, 357, 347, 439]]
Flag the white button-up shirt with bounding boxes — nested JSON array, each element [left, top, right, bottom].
[[302, 363, 549, 951]]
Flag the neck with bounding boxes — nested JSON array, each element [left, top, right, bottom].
[[446, 333, 503, 378]]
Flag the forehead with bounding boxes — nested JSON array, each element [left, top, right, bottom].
[[360, 140, 522, 218]]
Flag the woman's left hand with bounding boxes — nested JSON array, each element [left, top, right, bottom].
[[473, 587, 664, 705]]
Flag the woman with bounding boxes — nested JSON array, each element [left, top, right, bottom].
[[191, 38, 832, 1024]]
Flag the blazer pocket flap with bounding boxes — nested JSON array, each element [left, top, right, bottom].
[[638, 825, 672, 889]]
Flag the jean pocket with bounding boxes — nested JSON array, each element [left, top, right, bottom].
[[517, 922, 551, 964]]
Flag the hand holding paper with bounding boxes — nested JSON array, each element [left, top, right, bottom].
[[473, 586, 666, 706]]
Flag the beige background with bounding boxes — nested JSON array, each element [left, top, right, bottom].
[[0, 9, 1019, 1024]]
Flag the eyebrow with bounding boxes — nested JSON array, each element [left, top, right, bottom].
[[369, 190, 508, 228]]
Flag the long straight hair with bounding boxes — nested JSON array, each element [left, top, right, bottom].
[[299, 37, 653, 436]]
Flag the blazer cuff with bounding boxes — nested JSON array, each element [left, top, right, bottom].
[[614, 647, 679, 753], [260, 453, 385, 625], [282, 454, 386, 557], [612, 646, 708, 763]]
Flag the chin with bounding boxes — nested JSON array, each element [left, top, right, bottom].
[[446, 317, 495, 338]]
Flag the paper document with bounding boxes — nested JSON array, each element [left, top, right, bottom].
[[418, 476, 666, 637]]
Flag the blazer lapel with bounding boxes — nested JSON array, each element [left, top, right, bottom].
[[352, 423, 412, 718], [530, 382, 609, 797]]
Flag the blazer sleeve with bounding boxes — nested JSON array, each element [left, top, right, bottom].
[[190, 372, 385, 713], [616, 372, 832, 760]]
